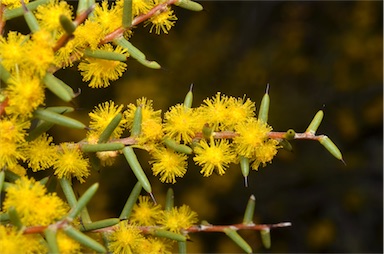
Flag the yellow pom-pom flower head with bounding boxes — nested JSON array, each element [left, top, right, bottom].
[[150, 147, 188, 184], [193, 138, 236, 177]]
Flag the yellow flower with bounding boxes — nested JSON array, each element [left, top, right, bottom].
[[35, 0, 73, 32], [225, 96, 256, 130], [53, 144, 90, 183], [7, 164, 27, 177], [193, 138, 236, 177], [5, 73, 45, 117], [130, 196, 162, 226], [251, 139, 280, 170], [163, 104, 200, 144], [93, 1, 123, 35], [78, 44, 128, 88], [24, 134, 57, 172], [140, 237, 172, 254], [233, 118, 272, 158], [0, 31, 27, 72], [1, 0, 30, 9], [0, 225, 46, 253], [24, 31, 55, 77], [108, 220, 145, 254], [125, 97, 163, 147], [0, 117, 29, 169], [145, 4, 177, 34], [2, 177, 68, 226], [159, 205, 198, 233], [150, 147, 188, 184], [197, 92, 231, 131], [88, 100, 127, 139], [56, 230, 82, 254]]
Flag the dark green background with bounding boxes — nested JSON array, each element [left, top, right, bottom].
[[38, 1, 383, 253]]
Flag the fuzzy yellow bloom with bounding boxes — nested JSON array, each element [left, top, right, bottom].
[[5, 73, 45, 117], [0, 225, 46, 253], [0, 117, 29, 169], [130, 196, 162, 226], [108, 220, 145, 254], [251, 138, 280, 170], [35, 0, 73, 32], [0, 31, 27, 72], [56, 230, 82, 254], [193, 138, 236, 177], [140, 237, 172, 254], [197, 92, 230, 131], [2, 177, 68, 226], [146, 5, 177, 34], [159, 205, 198, 233], [88, 100, 127, 139], [163, 104, 200, 144], [224, 96, 256, 130], [125, 98, 163, 147], [78, 44, 128, 88], [24, 31, 55, 77], [93, 1, 123, 35], [24, 134, 57, 171], [150, 147, 188, 183], [233, 118, 272, 158], [1, 0, 30, 9], [53, 144, 90, 183]]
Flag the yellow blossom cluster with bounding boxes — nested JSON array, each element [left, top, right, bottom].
[[108, 195, 198, 253]]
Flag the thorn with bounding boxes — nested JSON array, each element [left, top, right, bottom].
[[341, 158, 347, 166], [189, 83, 194, 92], [265, 83, 270, 94], [244, 176, 248, 187], [149, 192, 157, 205], [73, 88, 81, 98]]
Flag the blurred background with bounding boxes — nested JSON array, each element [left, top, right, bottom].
[[38, 0, 383, 253]]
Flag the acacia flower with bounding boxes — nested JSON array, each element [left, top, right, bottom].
[[197, 92, 231, 131], [140, 237, 172, 254], [88, 100, 127, 139], [1, 0, 30, 9], [53, 144, 90, 183], [116, 0, 154, 17], [251, 138, 280, 170], [233, 118, 272, 158], [2, 177, 68, 226], [130, 195, 162, 226], [78, 44, 128, 88], [24, 31, 55, 77], [24, 134, 57, 172], [163, 104, 200, 144], [125, 98, 163, 147], [0, 31, 27, 72], [159, 205, 198, 233], [35, 0, 73, 32], [224, 96, 256, 130], [93, 1, 123, 35], [0, 117, 29, 169], [145, 4, 177, 34], [193, 138, 236, 177], [0, 225, 45, 253], [5, 73, 45, 117], [108, 220, 145, 254], [150, 147, 188, 184], [56, 230, 82, 254]]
